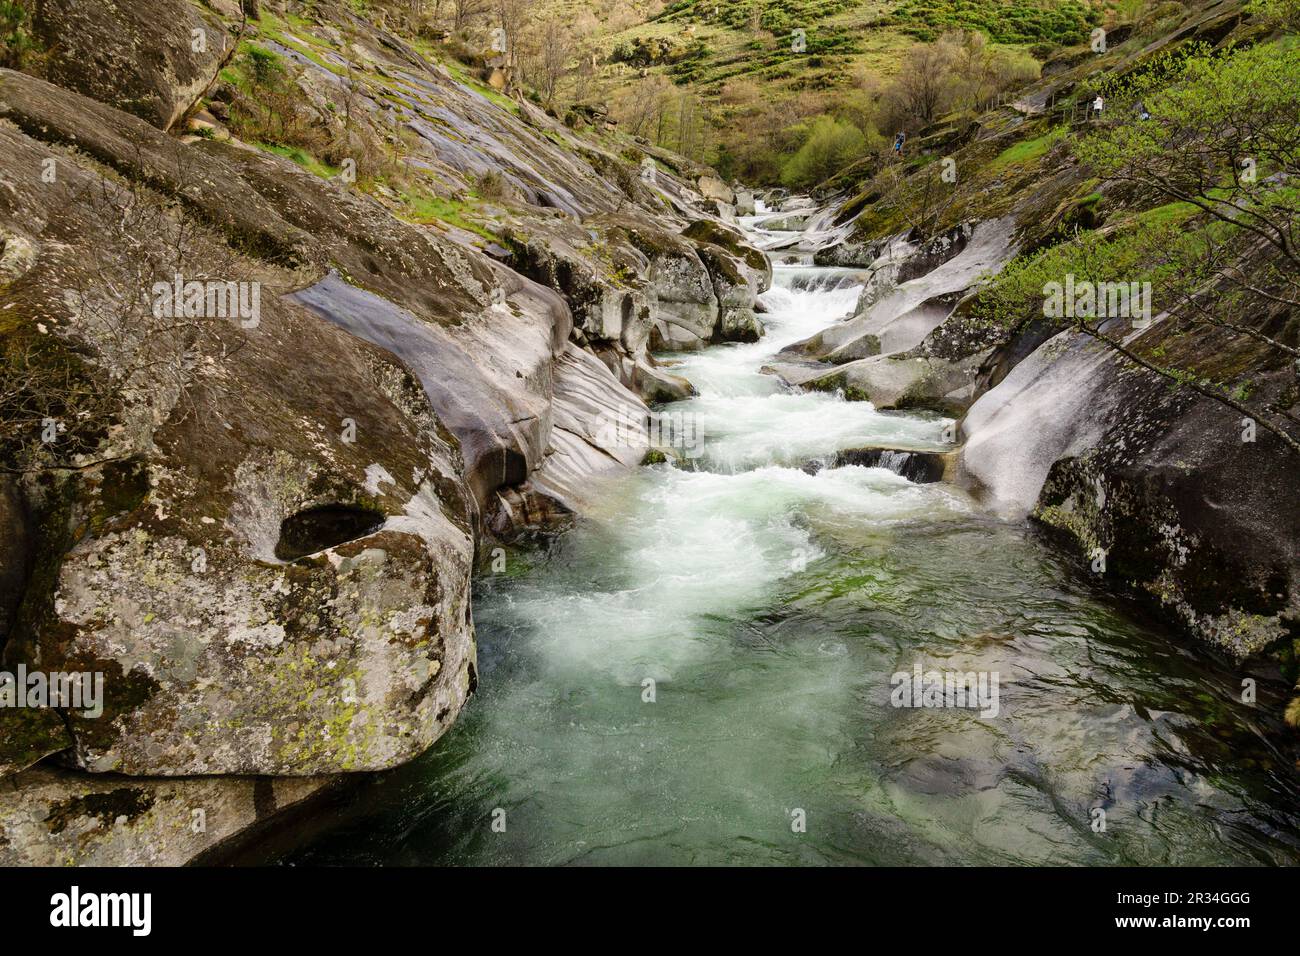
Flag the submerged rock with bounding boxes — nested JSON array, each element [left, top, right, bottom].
[[825, 446, 954, 483], [802, 352, 985, 417]]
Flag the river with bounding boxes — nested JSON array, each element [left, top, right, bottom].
[[261, 209, 1300, 866]]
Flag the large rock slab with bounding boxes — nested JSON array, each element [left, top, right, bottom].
[[959, 324, 1299, 661], [639, 241, 719, 350], [0, 118, 478, 777], [683, 219, 771, 344], [32, 0, 231, 131], [803, 352, 986, 416], [291, 269, 568, 513], [958, 331, 1118, 516], [0, 765, 335, 866], [787, 218, 1016, 363], [498, 213, 656, 358], [525, 344, 650, 513], [0, 69, 313, 268]]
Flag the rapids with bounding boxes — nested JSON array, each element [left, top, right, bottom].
[[262, 208, 1300, 867]]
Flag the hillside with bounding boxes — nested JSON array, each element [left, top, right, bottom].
[[759, 0, 1300, 712], [504, 0, 1126, 184]]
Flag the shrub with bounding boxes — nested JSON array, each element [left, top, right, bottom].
[[781, 116, 869, 188], [0, 0, 40, 70], [891, 0, 1098, 46], [476, 170, 508, 201]]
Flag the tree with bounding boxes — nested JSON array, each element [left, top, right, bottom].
[[676, 91, 706, 160], [494, 0, 529, 51], [450, 0, 487, 33], [1077, 42, 1300, 281], [527, 17, 573, 109], [979, 40, 1300, 456], [878, 160, 962, 240], [614, 74, 674, 140], [886, 41, 956, 127], [981, 223, 1300, 457], [781, 116, 868, 189], [944, 30, 1038, 111]]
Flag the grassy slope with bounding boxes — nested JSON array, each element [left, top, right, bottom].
[[542, 0, 1121, 179], [830, 0, 1263, 245]]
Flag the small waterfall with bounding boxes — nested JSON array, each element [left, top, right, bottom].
[[876, 449, 911, 473], [799, 447, 948, 483], [782, 268, 871, 293]]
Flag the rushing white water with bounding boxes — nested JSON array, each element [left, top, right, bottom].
[[493, 260, 969, 686], [658, 266, 955, 472], [267, 204, 1300, 868]]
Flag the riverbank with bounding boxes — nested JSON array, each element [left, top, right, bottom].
[[242, 208, 1300, 865], [2, 0, 1295, 868]]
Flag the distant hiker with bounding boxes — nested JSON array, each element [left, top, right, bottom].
[[1092, 95, 1104, 119], [893, 131, 906, 155]]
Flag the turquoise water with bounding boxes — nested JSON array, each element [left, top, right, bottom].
[[264, 261, 1300, 867]]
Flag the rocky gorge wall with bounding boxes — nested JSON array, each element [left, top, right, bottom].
[[761, 0, 1298, 738], [0, 0, 769, 863], [772, 191, 1298, 739]]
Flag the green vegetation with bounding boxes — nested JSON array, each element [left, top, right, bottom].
[[974, 221, 1186, 331], [323, 0, 1070, 188], [1248, 0, 1300, 27], [442, 57, 521, 114], [975, 36, 1300, 455], [781, 116, 873, 187], [1132, 199, 1198, 228], [256, 143, 341, 179], [890, 0, 1099, 44], [397, 188, 499, 242], [576, 0, 1056, 183], [219, 38, 407, 188], [224, 43, 320, 151], [990, 126, 1068, 169], [654, 0, 858, 33], [0, 0, 39, 70]]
